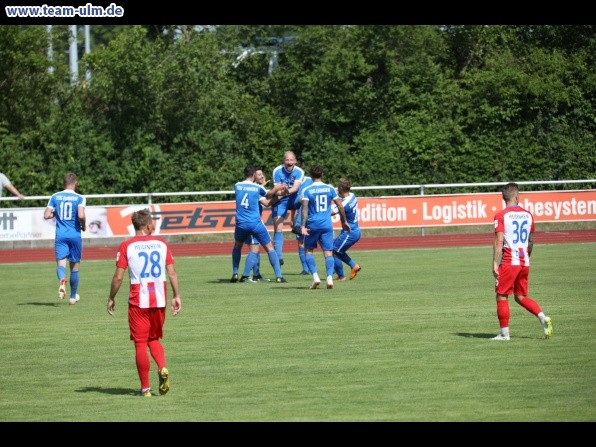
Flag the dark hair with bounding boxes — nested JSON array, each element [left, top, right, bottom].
[[131, 208, 152, 230], [244, 165, 257, 179], [310, 165, 323, 179], [501, 182, 519, 202]]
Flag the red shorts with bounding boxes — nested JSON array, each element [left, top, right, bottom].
[[128, 305, 165, 343], [495, 264, 529, 296]]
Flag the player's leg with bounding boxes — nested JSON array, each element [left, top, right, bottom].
[[321, 230, 335, 289], [68, 237, 82, 303], [492, 265, 514, 340], [513, 267, 552, 338], [333, 231, 351, 280], [293, 210, 310, 274], [250, 240, 264, 280], [129, 307, 153, 396], [241, 236, 258, 281], [304, 230, 320, 289], [272, 201, 288, 265], [231, 227, 247, 282], [55, 239, 69, 299], [255, 222, 285, 281], [147, 309, 169, 395]]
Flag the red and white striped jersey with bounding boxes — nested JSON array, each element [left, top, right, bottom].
[[116, 235, 174, 308], [493, 205, 534, 266]]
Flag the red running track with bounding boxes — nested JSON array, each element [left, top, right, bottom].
[[2, 230, 595, 264]]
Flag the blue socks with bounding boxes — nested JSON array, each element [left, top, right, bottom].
[[70, 270, 79, 298]]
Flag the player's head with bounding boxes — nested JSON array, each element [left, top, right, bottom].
[[501, 182, 519, 204], [64, 172, 78, 188], [244, 165, 257, 181], [254, 167, 266, 186], [310, 165, 323, 181], [283, 151, 297, 170], [337, 178, 351, 195], [131, 208, 154, 234]]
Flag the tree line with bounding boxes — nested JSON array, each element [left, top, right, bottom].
[[1, 25, 594, 206]]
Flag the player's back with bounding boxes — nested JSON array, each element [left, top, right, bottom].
[[50, 189, 85, 238], [303, 182, 337, 230], [495, 205, 534, 265], [341, 192, 360, 231], [235, 180, 266, 224]]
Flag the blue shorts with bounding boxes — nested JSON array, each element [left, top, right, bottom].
[[55, 236, 83, 262], [333, 228, 361, 254], [235, 221, 272, 246], [304, 227, 334, 252], [272, 195, 299, 219], [245, 234, 258, 245]]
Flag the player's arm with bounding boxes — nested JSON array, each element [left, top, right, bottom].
[[287, 179, 302, 196], [527, 232, 534, 257], [333, 197, 350, 232], [266, 183, 287, 199], [260, 194, 280, 208], [43, 206, 55, 220], [166, 263, 181, 316], [493, 231, 504, 278], [78, 205, 86, 231], [107, 267, 125, 315], [300, 198, 310, 235]]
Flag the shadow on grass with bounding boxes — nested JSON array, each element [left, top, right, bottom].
[[76, 386, 139, 396], [19, 302, 60, 307], [456, 332, 535, 340], [456, 332, 503, 339], [207, 278, 307, 290]]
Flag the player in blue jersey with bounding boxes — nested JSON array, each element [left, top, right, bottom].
[[331, 178, 362, 281], [231, 165, 287, 283], [300, 165, 350, 290], [291, 172, 313, 275], [239, 167, 277, 282], [43, 172, 87, 304], [271, 151, 305, 266]]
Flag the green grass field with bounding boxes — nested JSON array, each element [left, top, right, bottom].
[[1, 242, 595, 422]]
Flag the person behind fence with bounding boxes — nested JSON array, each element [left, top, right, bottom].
[[331, 178, 361, 281], [231, 164, 287, 284], [491, 182, 553, 341], [107, 208, 182, 397], [300, 165, 350, 290], [43, 172, 86, 305], [0, 171, 25, 200]]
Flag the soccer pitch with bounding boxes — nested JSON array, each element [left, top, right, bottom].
[[1, 242, 595, 422]]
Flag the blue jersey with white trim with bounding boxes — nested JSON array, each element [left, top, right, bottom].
[[302, 181, 338, 231], [235, 180, 267, 224], [340, 192, 359, 232], [294, 176, 313, 209], [273, 165, 304, 203], [46, 189, 86, 239]]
